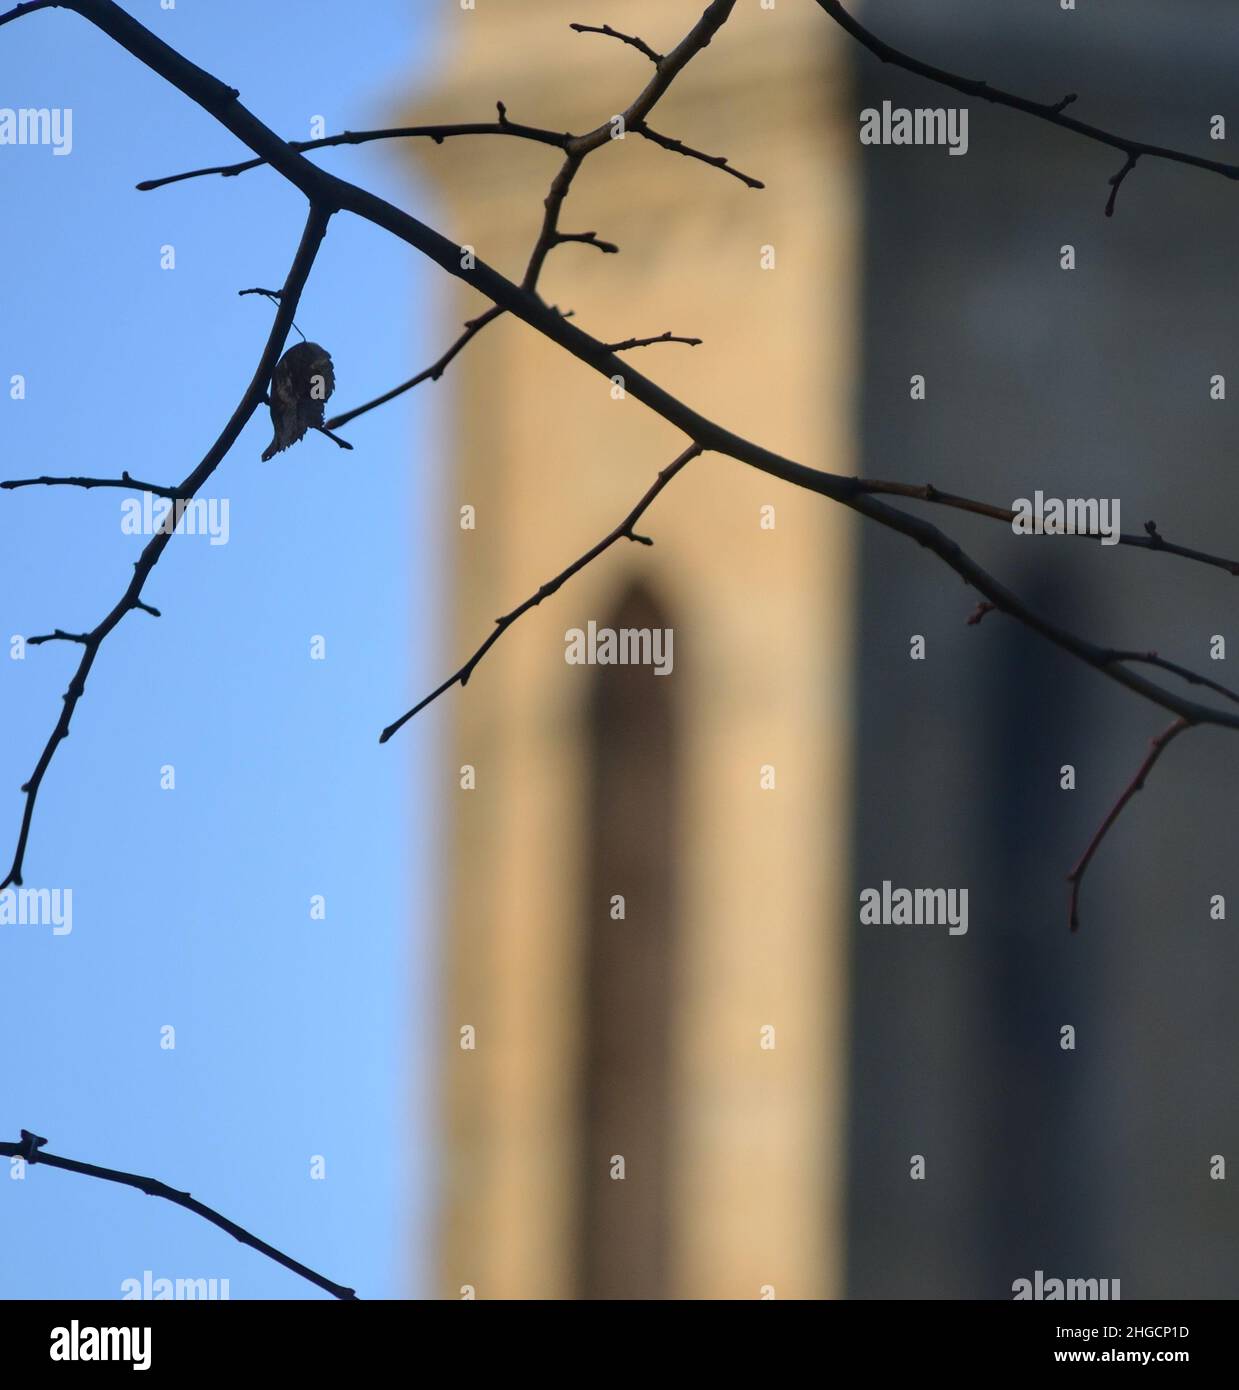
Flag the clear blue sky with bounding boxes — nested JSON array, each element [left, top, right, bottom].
[[0, 0, 447, 1299]]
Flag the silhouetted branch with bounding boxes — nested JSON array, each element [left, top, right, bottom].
[[569, 21, 662, 66], [307, 0, 749, 427], [136, 119, 572, 191], [2, 471, 181, 500], [855, 479, 1239, 577], [1105, 151, 1141, 217], [325, 306, 504, 430], [4, 0, 1239, 1311], [1, 199, 331, 892], [555, 230, 620, 254], [0, 0, 52, 26], [379, 444, 702, 743], [1106, 650, 1239, 708], [1066, 719, 1191, 931], [0, 1131, 356, 1301], [633, 124, 765, 189], [815, 0, 1239, 214], [607, 331, 702, 351], [313, 423, 353, 452], [27, 629, 90, 646]]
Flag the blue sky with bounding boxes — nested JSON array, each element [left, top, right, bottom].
[[0, 0, 445, 1299]]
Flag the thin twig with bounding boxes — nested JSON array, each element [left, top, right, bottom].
[[966, 602, 995, 627], [1106, 650, 1239, 708], [633, 123, 765, 189], [325, 307, 503, 430], [312, 422, 353, 453], [136, 120, 572, 191], [569, 21, 663, 66], [1105, 152, 1141, 217], [2, 472, 182, 500], [555, 230, 620, 254], [260, 0, 746, 431], [379, 444, 701, 743], [1066, 718, 1191, 931], [0, 1132, 356, 1300], [27, 630, 90, 646], [606, 331, 702, 351]]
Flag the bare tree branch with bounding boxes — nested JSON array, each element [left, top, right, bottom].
[[856, 478, 1239, 577], [312, 422, 353, 452], [607, 331, 702, 352], [380, 444, 702, 743], [569, 20, 663, 66], [0, 1131, 356, 1300], [27, 629, 91, 646], [136, 118, 573, 191], [815, 0, 1239, 213], [554, 230, 620, 254], [1, 200, 332, 892], [633, 123, 765, 189], [1105, 151, 1141, 218], [1066, 719, 1191, 931], [325, 306, 503, 431], [5, 0, 1237, 939], [14, 0, 1239, 873], [1105, 651, 1239, 708], [2, 471, 182, 500]]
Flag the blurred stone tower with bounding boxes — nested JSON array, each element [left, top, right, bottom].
[[407, 0, 858, 1298]]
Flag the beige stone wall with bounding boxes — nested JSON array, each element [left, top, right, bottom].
[[408, 0, 860, 1299]]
